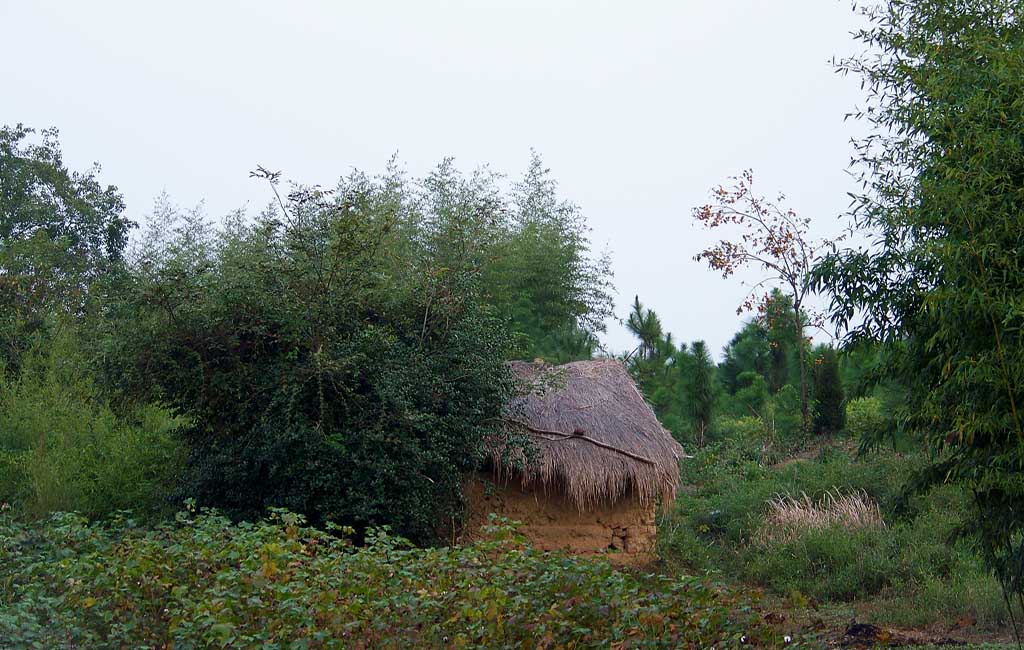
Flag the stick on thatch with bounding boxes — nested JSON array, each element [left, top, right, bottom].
[[508, 420, 657, 465]]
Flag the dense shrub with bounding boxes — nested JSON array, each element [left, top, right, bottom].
[[711, 416, 765, 450], [765, 384, 804, 444], [102, 187, 516, 543], [0, 508, 790, 649], [844, 397, 885, 440], [0, 328, 182, 519], [711, 384, 806, 455]]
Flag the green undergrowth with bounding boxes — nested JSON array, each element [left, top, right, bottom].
[[658, 434, 1019, 630], [0, 507, 800, 649], [0, 330, 184, 521]]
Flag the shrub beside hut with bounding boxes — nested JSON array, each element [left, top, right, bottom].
[[463, 359, 685, 564]]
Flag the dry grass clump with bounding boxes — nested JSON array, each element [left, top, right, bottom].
[[754, 488, 885, 545]]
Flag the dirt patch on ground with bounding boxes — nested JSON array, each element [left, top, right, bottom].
[[761, 597, 1017, 649]]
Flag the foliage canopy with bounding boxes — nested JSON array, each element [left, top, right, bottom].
[[0, 124, 132, 368], [814, 0, 1024, 610]]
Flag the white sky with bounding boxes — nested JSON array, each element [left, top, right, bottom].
[[2, 1, 868, 358]]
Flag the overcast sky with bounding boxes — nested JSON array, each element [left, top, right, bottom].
[[2, 1, 869, 357]]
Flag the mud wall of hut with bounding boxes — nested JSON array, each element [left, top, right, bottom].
[[462, 475, 657, 565]]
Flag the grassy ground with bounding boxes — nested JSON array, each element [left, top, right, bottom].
[[656, 429, 1022, 646]]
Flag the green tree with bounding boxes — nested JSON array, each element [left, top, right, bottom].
[[0, 124, 133, 367], [814, 0, 1024, 617], [731, 371, 770, 420], [341, 152, 613, 364], [762, 289, 804, 393], [687, 340, 717, 447], [626, 295, 663, 362], [483, 152, 613, 362], [719, 321, 770, 394]]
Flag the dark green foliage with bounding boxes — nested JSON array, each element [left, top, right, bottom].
[[728, 371, 770, 420], [762, 290, 802, 393], [687, 341, 717, 447], [719, 321, 770, 395], [812, 346, 844, 435], [0, 124, 133, 368], [814, 0, 1024, 608], [716, 295, 809, 412], [0, 130, 612, 539], [0, 126, 179, 521], [104, 181, 516, 543], [0, 508, 784, 649]]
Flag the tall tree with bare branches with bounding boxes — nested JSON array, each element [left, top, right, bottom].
[[693, 171, 826, 433]]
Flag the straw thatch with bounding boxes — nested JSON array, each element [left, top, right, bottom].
[[488, 359, 685, 510]]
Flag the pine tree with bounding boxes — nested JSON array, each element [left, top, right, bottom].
[[688, 340, 717, 447], [626, 296, 663, 362]]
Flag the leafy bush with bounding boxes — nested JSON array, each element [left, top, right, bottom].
[[677, 425, 778, 488], [712, 384, 805, 455], [729, 371, 770, 418], [844, 397, 885, 440], [713, 416, 765, 442], [0, 329, 182, 519], [0, 508, 790, 649], [103, 187, 516, 543]]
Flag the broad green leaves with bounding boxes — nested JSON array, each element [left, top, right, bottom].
[[0, 509, 783, 649]]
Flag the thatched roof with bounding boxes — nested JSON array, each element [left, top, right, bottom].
[[488, 359, 685, 510]]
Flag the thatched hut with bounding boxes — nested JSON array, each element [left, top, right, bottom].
[[463, 358, 685, 564]]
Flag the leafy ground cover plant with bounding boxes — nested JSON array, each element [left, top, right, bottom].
[[0, 507, 796, 649]]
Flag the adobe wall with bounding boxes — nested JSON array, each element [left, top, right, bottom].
[[462, 475, 657, 565]]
